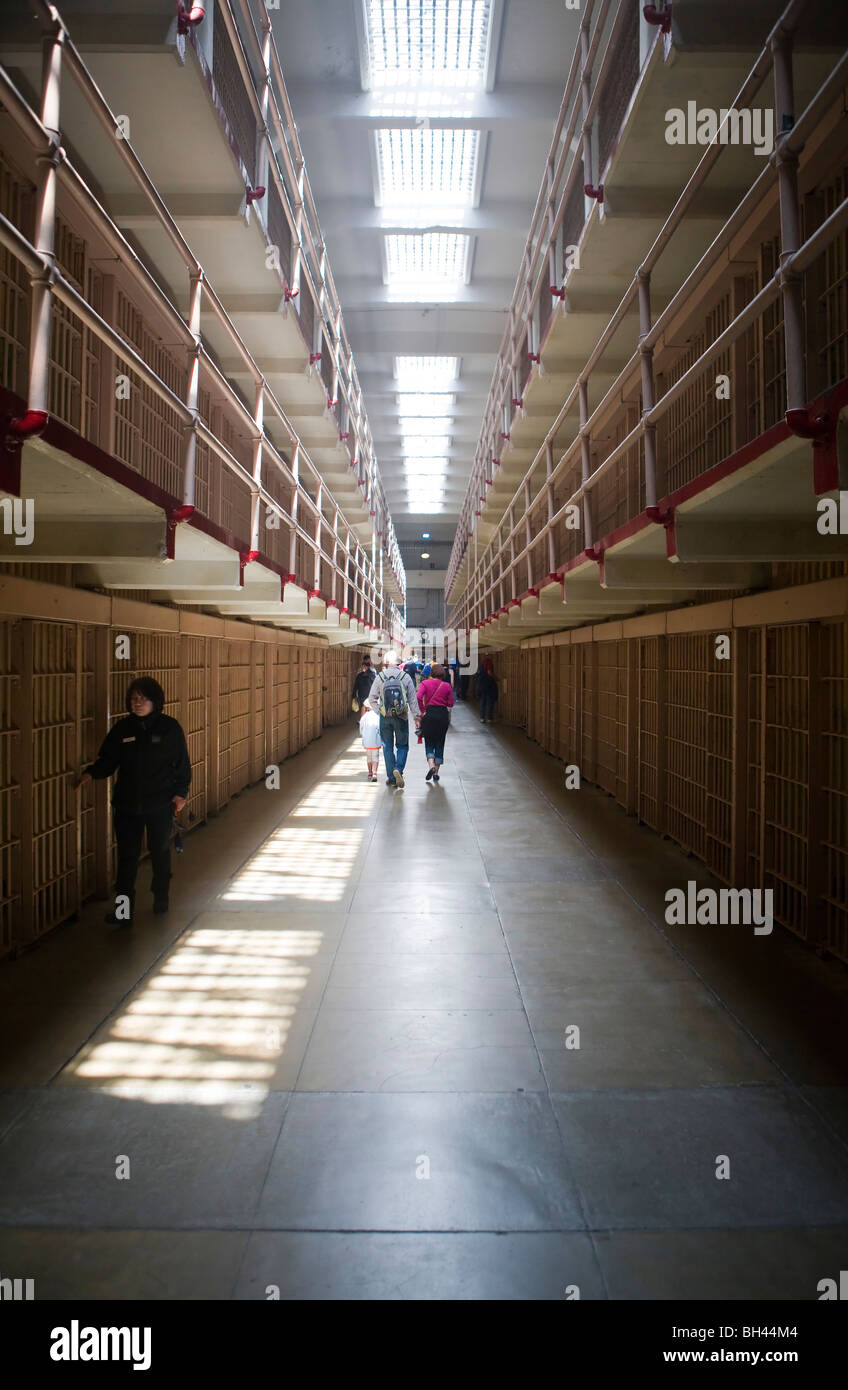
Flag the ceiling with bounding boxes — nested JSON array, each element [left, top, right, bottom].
[[271, 0, 577, 539]]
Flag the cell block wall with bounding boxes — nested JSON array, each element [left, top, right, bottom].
[[0, 592, 359, 958], [492, 609, 848, 959]]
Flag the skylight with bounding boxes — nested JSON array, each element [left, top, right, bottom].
[[376, 129, 480, 226], [385, 233, 471, 302], [404, 457, 449, 474], [395, 356, 459, 389], [401, 435, 452, 453], [364, 0, 493, 116], [396, 394, 456, 413]]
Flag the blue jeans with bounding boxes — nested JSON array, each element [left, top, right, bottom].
[[380, 715, 409, 777]]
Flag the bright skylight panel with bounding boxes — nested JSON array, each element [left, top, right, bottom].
[[376, 129, 479, 226], [365, 0, 492, 116], [399, 416, 455, 432], [395, 356, 459, 389], [396, 394, 456, 413], [385, 233, 470, 302], [401, 435, 452, 452], [403, 461, 450, 478]]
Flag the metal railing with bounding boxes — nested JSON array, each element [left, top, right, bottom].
[[448, 0, 848, 628], [0, 1, 404, 637], [208, 0, 405, 599]]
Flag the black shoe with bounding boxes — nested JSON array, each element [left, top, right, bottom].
[[425, 767, 435, 781], [433, 773, 440, 783], [153, 898, 169, 916]]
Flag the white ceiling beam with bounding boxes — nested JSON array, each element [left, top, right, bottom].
[[285, 81, 565, 127]]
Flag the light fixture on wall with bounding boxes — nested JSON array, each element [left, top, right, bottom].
[[421, 552, 430, 559]]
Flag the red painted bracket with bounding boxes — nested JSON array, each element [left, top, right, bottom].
[[643, 4, 672, 34], [511, 398, 523, 409], [284, 286, 299, 302], [786, 408, 841, 494], [584, 184, 604, 203], [245, 186, 266, 205], [550, 286, 566, 300], [309, 352, 322, 366], [177, 3, 205, 36]]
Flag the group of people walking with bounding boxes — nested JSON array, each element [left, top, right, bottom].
[[69, 649, 498, 925], [352, 649, 497, 787]]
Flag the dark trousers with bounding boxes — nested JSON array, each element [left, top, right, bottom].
[[480, 687, 497, 720], [421, 706, 450, 764], [114, 805, 173, 904]]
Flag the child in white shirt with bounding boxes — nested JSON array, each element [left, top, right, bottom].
[[359, 707, 381, 782]]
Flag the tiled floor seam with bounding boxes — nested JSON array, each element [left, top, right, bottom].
[[454, 723, 611, 1298]]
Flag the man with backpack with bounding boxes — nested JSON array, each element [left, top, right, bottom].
[[367, 649, 420, 788]]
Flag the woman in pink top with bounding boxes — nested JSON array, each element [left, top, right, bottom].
[[417, 663, 455, 783]]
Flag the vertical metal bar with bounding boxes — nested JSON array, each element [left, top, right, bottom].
[[638, 271, 658, 508], [288, 441, 300, 579], [731, 627, 749, 884], [545, 441, 557, 574], [15, 620, 35, 945], [93, 622, 110, 899], [772, 30, 806, 412], [578, 379, 595, 549], [183, 269, 203, 508], [27, 17, 65, 419], [806, 620, 825, 945], [249, 379, 264, 552], [208, 634, 220, 814]]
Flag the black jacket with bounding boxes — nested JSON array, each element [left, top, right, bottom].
[[352, 668, 376, 704], [85, 712, 192, 813]]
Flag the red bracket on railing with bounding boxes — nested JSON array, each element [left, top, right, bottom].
[[500, 432, 510, 443], [340, 606, 349, 615], [326, 397, 338, 409], [492, 457, 501, 469], [239, 549, 259, 570], [339, 431, 350, 442], [786, 409, 840, 492], [645, 504, 675, 529], [284, 285, 299, 302], [643, 3, 672, 34], [245, 186, 266, 205], [6, 409, 48, 449], [308, 588, 322, 600], [177, 3, 205, 36], [285, 572, 297, 584], [550, 285, 566, 300], [167, 503, 195, 527], [309, 352, 322, 366], [511, 398, 523, 409], [584, 183, 604, 203], [529, 353, 541, 364]]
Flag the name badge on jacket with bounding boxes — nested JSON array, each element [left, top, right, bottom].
[[122, 737, 136, 743]]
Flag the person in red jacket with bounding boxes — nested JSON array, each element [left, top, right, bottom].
[[417, 663, 455, 783]]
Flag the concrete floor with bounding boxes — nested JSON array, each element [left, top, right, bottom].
[[1, 704, 847, 1300]]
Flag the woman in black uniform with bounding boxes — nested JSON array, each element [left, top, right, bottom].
[[74, 676, 191, 923]]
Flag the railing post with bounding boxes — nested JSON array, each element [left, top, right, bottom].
[[580, 20, 594, 218], [313, 480, 323, 593], [524, 478, 533, 590], [772, 29, 806, 413], [291, 161, 305, 298], [249, 378, 264, 552], [182, 267, 203, 509], [545, 441, 557, 575], [27, 14, 65, 423], [578, 379, 595, 550], [288, 441, 300, 579], [637, 271, 658, 509]]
